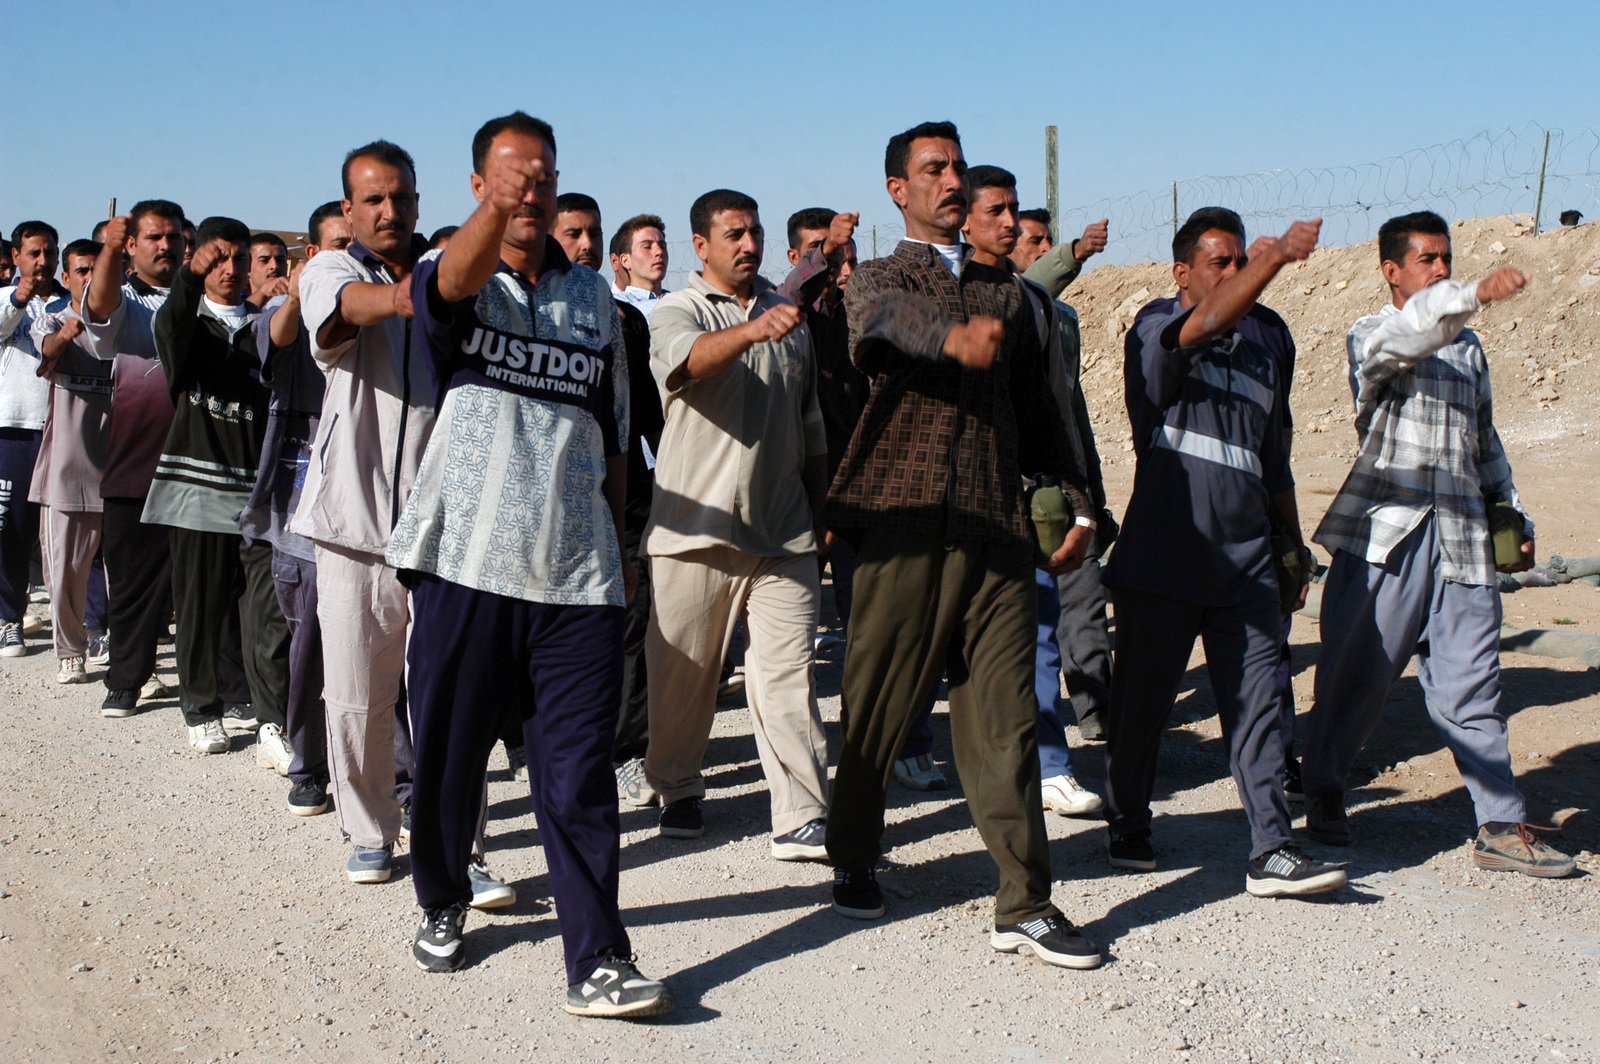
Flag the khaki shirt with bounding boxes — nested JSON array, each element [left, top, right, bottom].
[[645, 271, 826, 558]]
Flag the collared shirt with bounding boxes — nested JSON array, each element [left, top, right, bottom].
[[613, 284, 667, 320], [287, 238, 437, 555], [28, 299, 112, 511], [1313, 279, 1522, 587], [0, 282, 62, 429], [644, 271, 827, 559], [77, 276, 176, 498], [1103, 297, 1293, 606], [387, 240, 629, 606], [826, 240, 1088, 547]]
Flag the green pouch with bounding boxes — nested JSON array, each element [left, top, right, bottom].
[[1028, 477, 1074, 567], [1270, 532, 1303, 613], [1488, 499, 1529, 569]]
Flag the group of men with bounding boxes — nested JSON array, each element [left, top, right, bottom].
[[0, 113, 1574, 1018]]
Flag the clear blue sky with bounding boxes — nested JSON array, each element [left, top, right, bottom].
[[5, 0, 1596, 281]]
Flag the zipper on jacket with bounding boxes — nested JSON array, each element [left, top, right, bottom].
[[391, 320, 411, 531]]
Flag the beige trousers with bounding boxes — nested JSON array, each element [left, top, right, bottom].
[[644, 545, 828, 835], [43, 507, 103, 659]]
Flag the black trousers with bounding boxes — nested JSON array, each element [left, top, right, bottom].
[[168, 527, 289, 727], [102, 497, 172, 691]]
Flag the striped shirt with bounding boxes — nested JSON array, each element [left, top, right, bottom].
[[1103, 298, 1293, 606], [1313, 279, 1525, 587]]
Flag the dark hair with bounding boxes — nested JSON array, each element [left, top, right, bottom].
[[195, 216, 251, 247], [1378, 210, 1449, 266], [307, 201, 343, 246], [129, 199, 185, 230], [786, 207, 835, 250], [689, 192, 757, 239], [10, 221, 59, 248], [966, 165, 1016, 194], [610, 213, 666, 256], [471, 111, 556, 174], [556, 192, 600, 216], [1019, 208, 1051, 228], [885, 120, 961, 179], [0, 239, 10, 256], [1173, 206, 1245, 264], [427, 225, 458, 250], [63, 238, 102, 263], [250, 232, 288, 253], [340, 140, 417, 199], [91, 221, 109, 243]]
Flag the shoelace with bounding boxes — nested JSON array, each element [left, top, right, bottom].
[[426, 904, 465, 937], [1509, 823, 1562, 853]]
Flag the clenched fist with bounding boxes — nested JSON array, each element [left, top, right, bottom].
[[943, 316, 1002, 369]]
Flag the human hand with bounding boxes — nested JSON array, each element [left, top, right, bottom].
[[943, 316, 1002, 368], [751, 303, 803, 342], [1497, 536, 1535, 574], [252, 276, 291, 304], [823, 212, 860, 258], [1074, 219, 1109, 261], [11, 273, 43, 304], [188, 239, 230, 278], [57, 317, 86, 344], [1476, 267, 1527, 305], [1258, 219, 1321, 267], [483, 149, 542, 214], [1043, 524, 1093, 574], [102, 214, 131, 251]]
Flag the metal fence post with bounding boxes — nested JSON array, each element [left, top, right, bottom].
[[1046, 125, 1059, 244], [1532, 129, 1552, 235]]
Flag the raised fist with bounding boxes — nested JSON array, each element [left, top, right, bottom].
[[1476, 266, 1527, 305], [752, 302, 803, 342], [1074, 218, 1109, 261], [824, 212, 860, 258], [943, 316, 1002, 369]]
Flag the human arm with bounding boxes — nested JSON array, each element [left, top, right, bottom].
[[1176, 219, 1319, 348], [85, 214, 130, 325], [433, 150, 541, 303], [1021, 218, 1107, 298], [34, 313, 85, 366], [152, 238, 221, 391], [777, 212, 859, 307], [842, 262, 1001, 375], [1353, 269, 1525, 393], [267, 261, 304, 350], [655, 298, 805, 392]]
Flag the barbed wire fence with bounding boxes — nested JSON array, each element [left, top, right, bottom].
[[1059, 123, 1600, 268]]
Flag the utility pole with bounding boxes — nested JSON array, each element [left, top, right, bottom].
[[1045, 125, 1059, 243]]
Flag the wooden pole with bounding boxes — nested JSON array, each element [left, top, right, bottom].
[[1045, 125, 1059, 243], [1172, 181, 1179, 241], [1532, 129, 1552, 235]]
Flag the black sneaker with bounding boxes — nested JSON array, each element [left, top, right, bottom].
[[771, 817, 827, 861], [1107, 831, 1157, 871], [658, 797, 703, 839], [990, 914, 1103, 970], [222, 702, 259, 733], [563, 955, 675, 1018], [1305, 791, 1351, 846], [831, 866, 885, 920], [287, 780, 329, 817], [1246, 844, 1347, 897], [412, 903, 468, 973], [100, 687, 138, 718], [1283, 756, 1305, 803]]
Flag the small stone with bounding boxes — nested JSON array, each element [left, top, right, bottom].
[[73, 962, 91, 973], [1334, 280, 1349, 291], [1489, 240, 1507, 254]]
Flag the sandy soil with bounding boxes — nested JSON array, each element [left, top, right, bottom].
[[4, 216, 1599, 1063]]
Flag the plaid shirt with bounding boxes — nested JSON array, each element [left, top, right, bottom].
[[825, 240, 1087, 547], [1312, 279, 1526, 587]]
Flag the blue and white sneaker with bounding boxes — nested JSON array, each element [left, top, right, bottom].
[[345, 844, 393, 884], [564, 955, 674, 1017], [468, 860, 515, 909], [413, 903, 468, 973]]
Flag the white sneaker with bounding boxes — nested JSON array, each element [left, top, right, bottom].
[[187, 719, 229, 755], [894, 753, 948, 791], [1041, 774, 1104, 817], [56, 656, 89, 684], [256, 722, 293, 776], [140, 676, 174, 700]]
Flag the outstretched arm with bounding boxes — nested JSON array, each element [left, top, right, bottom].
[[1177, 219, 1320, 348]]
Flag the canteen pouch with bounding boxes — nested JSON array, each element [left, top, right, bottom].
[[1271, 532, 1304, 613], [1488, 498, 1530, 569], [1027, 476, 1074, 567]]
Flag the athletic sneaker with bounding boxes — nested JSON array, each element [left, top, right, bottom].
[[1472, 824, 1577, 878], [0, 622, 25, 658], [20, 614, 43, 636], [717, 671, 746, 700], [1041, 774, 1104, 816], [659, 797, 703, 839], [100, 687, 138, 718], [140, 676, 174, 701], [186, 719, 229, 755], [831, 866, 885, 919], [286, 780, 329, 817], [564, 955, 675, 1018], [27, 585, 48, 604], [771, 818, 828, 861], [468, 860, 516, 909], [222, 702, 260, 732], [990, 914, 1103, 970], [505, 742, 528, 783], [86, 631, 111, 667], [256, 722, 293, 775], [1305, 791, 1351, 846], [1246, 844, 1348, 897], [56, 656, 89, 684], [1074, 708, 1105, 742], [1283, 756, 1305, 803], [615, 757, 658, 807], [412, 903, 468, 973], [1108, 831, 1157, 871], [893, 753, 948, 791], [346, 845, 394, 884]]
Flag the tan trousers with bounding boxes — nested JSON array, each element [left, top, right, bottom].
[[644, 546, 828, 835], [315, 542, 408, 849], [43, 507, 103, 659]]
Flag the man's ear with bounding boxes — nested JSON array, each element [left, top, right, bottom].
[[469, 172, 487, 205], [886, 175, 907, 211], [691, 233, 710, 263], [1380, 258, 1402, 289], [1172, 260, 1188, 291]]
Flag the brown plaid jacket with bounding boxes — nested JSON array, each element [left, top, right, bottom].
[[824, 240, 1087, 546]]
